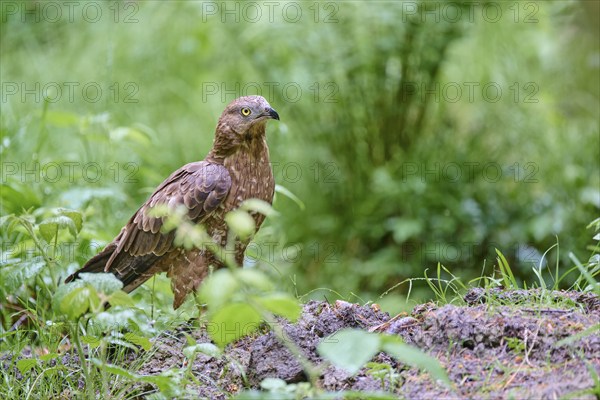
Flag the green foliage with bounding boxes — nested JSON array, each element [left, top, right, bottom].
[[236, 378, 317, 400], [402, 222, 600, 310], [208, 302, 262, 347], [91, 359, 186, 399], [496, 249, 519, 289], [183, 342, 221, 360], [317, 328, 381, 375], [255, 293, 302, 320], [422, 262, 468, 304], [225, 210, 257, 240], [505, 337, 526, 354], [38, 208, 82, 242], [317, 328, 451, 386], [569, 218, 600, 295], [380, 335, 450, 387], [365, 362, 402, 391], [260, 1, 599, 298]]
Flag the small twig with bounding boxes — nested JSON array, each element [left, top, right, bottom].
[[9, 313, 30, 332], [503, 320, 542, 388], [523, 321, 542, 367], [520, 309, 571, 314]]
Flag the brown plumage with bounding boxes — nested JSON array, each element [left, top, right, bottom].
[[66, 96, 279, 308]]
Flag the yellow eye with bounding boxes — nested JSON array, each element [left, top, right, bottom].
[[241, 107, 251, 116]]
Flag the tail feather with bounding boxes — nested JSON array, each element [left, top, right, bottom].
[[65, 243, 117, 283], [114, 253, 160, 292], [65, 243, 159, 293]]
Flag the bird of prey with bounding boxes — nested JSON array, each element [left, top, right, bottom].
[[66, 96, 279, 308]]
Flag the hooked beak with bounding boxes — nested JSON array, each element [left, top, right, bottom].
[[266, 107, 280, 121]]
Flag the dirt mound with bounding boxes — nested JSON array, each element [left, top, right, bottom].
[[132, 289, 599, 398]]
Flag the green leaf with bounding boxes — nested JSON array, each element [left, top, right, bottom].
[[90, 309, 136, 331], [196, 342, 222, 357], [260, 377, 287, 391], [59, 187, 126, 209], [58, 208, 83, 233], [2, 260, 45, 292], [254, 293, 302, 322], [198, 269, 240, 308], [107, 338, 139, 352], [57, 284, 100, 319], [60, 286, 91, 319], [275, 184, 305, 210], [225, 209, 255, 239], [183, 342, 221, 359], [208, 303, 262, 347], [381, 335, 450, 386], [124, 332, 152, 351], [234, 391, 296, 400], [570, 252, 600, 295], [317, 328, 381, 375], [496, 248, 518, 289], [39, 215, 80, 241], [39, 353, 60, 362], [236, 269, 274, 292], [107, 290, 135, 307], [38, 220, 59, 243], [240, 199, 279, 218], [81, 335, 102, 348], [140, 372, 183, 397], [110, 126, 151, 146], [91, 358, 136, 379], [54, 279, 83, 311], [43, 110, 80, 127], [16, 358, 38, 374], [0, 214, 14, 229], [78, 272, 124, 294], [0, 181, 41, 213]]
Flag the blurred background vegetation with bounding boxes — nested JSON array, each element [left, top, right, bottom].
[[1, 1, 599, 312]]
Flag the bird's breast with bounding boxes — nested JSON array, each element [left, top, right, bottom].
[[223, 140, 275, 211]]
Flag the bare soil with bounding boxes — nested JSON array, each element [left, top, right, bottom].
[[132, 289, 600, 399]]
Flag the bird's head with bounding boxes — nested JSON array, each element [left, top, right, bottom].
[[209, 95, 279, 160], [218, 95, 280, 138]]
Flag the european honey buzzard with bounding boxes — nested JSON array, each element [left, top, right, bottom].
[[66, 95, 279, 308]]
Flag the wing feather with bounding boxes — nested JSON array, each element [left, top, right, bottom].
[[105, 161, 231, 270]]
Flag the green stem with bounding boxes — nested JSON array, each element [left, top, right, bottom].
[[99, 338, 108, 397], [18, 217, 53, 266], [73, 320, 95, 399]]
